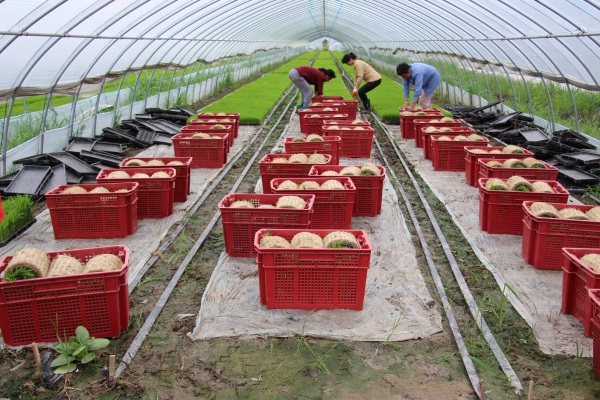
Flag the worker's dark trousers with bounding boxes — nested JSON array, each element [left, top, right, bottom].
[[358, 79, 382, 106]]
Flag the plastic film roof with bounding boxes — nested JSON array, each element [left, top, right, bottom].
[[0, 0, 599, 101]]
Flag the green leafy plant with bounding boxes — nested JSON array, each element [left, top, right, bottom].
[[0, 194, 34, 242], [3, 266, 36, 282], [51, 326, 110, 374]]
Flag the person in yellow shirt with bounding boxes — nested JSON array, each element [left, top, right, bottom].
[[341, 52, 382, 112]]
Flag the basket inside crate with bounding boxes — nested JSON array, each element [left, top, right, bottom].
[[423, 127, 476, 160], [464, 146, 533, 186], [172, 132, 228, 168], [46, 182, 138, 239], [322, 126, 374, 158], [182, 123, 234, 148], [477, 178, 569, 235], [431, 135, 489, 171], [196, 113, 240, 138], [414, 120, 462, 148], [270, 177, 356, 229], [561, 248, 600, 337], [96, 168, 175, 219], [258, 153, 332, 194], [120, 157, 192, 202], [479, 158, 558, 182], [218, 193, 315, 258], [400, 112, 442, 139], [299, 112, 349, 134], [522, 202, 600, 271], [0, 245, 130, 346], [254, 228, 372, 310], [309, 165, 386, 217], [284, 136, 341, 165]]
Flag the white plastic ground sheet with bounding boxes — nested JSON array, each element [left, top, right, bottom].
[[189, 114, 443, 341], [391, 124, 591, 357]]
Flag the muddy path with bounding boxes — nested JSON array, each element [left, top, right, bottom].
[[1, 58, 599, 400]]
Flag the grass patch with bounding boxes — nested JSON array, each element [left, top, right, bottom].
[[0, 194, 34, 242], [197, 52, 319, 124]]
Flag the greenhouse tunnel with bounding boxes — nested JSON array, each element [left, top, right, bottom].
[[0, 0, 599, 176]]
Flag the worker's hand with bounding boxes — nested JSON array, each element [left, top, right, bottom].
[[400, 104, 413, 111], [351, 88, 358, 97]]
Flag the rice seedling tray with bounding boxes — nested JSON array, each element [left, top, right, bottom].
[[284, 136, 341, 165], [254, 228, 372, 310], [46, 183, 139, 239], [48, 152, 98, 175], [321, 126, 374, 158], [556, 166, 599, 186], [522, 202, 600, 270], [478, 178, 569, 235], [0, 245, 130, 346], [258, 153, 332, 194], [172, 132, 228, 169], [119, 157, 192, 202], [4, 166, 52, 196], [414, 120, 462, 148], [479, 158, 559, 181], [423, 126, 476, 160], [399, 112, 442, 139], [96, 168, 175, 219], [299, 112, 349, 134], [182, 123, 234, 148], [219, 193, 315, 259], [431, 136, 490, 171], [196, 112, 240, 138], [308, 165, 386, 216], [270, 177, 356, 228], [561, 248, 600, 337], [464, 146, 533, 187]]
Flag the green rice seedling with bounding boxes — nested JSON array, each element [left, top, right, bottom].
[[0, 194, 34, 242], [3, 266, 37, 282]]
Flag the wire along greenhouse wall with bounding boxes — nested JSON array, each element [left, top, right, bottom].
[[366, 49, 600, 141], [0, 49, 300, 175]]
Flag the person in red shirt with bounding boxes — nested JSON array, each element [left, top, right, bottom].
[[288, 66, 336, 109]]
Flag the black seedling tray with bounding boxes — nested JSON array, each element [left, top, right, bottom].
[[92, 141, 128, 154], [79, 150, 123, 167], [12, 154, 56, 166], [561, 152, 600, 165], [489, 112, 522, 126], [65, 168, 83, 184], [136, 129, 158, 145], [556, 166, 599, 185], [64, 138, 96, 155], [519, 128, 548, 143], [154, 134, 173, 145], [40, 164, 68, 194], [4, 165, 52, 195], [48, 152, 97, 175]]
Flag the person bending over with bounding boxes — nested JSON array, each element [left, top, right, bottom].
[[288, 66, 336, 109], [397, 62, 441, 110], [341, 52, 381, 112]]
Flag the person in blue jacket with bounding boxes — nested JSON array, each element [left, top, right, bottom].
[[396, 62, 441, 110]]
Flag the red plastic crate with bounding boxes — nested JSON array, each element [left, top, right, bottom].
[[299, 112, 349, 134], [312, 95, 344, 102], [183, 123, 234, 148], [431, 136, 489, 171], [311, 100, 358, 119], [0, 245, 129, 346], [172, 132, 228, 168], [464, 146, 533, 186], [196, 113, 240, 138], [522, 202, 600, 270], [309, 165, 386, 217], [561, 248, 600, 337], [120, 157, 191, 202], [423, 126, 476, 160], [270, 177, 356, 229], [46, 183, 138, 239], [321, 126, 373, 158], [400, 112, 443, 139], [258, 153, 332, 194], [414, 120, 462, 148], [254, 229, 372, 310], [218, 193, 315, 258], [593, 319, 600, 377], [96, 168, 175, 219], [284, 136, 341, 165], [478, 178, 569, 235], [479, 159, 558, 182]]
